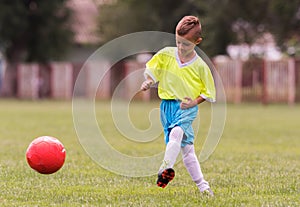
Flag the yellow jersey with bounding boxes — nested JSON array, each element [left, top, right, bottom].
[[145, 47, 216, 102]]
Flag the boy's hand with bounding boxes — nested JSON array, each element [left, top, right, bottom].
[[140, 80, 153, 91], [180, 96, 205, 109], [180, 97, 197, 109]]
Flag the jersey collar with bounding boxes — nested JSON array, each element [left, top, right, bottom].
[[175, 48, 198, 68]]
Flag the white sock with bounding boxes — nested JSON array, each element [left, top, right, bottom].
[[160, 126, 184, 170], [182, 144, 210, 192]]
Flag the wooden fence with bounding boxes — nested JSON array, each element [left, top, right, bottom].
[[214, 58, 299, 104], [1, 58, 299, 104], [17, 63, 39, 99]]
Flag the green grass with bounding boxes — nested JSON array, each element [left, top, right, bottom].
[[0, 100, 299, 206]]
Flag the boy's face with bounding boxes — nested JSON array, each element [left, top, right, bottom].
[[176, 33, 201, 57]]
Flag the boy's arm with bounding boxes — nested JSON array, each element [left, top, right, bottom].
[[140, 76, 154, 91], [195, 96, 206, 104]]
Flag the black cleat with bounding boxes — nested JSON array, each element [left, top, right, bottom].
[[156, 168, 175, 188]]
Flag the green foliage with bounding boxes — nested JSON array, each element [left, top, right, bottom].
[[98, 0, 300, 57], [267, 0, 300, 48], [0, 100, 299, 206], [97, 0, 200, 42], [0, 0, 74, 62], [197, 0, 300, 55]]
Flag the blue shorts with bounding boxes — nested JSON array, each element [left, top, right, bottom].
[[160, 99, 198, 147]]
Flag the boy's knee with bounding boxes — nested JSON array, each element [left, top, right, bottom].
[[169, 126, 184, 142]]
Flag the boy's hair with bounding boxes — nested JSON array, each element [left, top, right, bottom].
[[176, 16, 202, 41]]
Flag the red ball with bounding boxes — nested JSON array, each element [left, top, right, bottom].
[[26, 136, 66, 174]]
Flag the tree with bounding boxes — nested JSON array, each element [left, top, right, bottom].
[[0, 0, 74, 63], [97, 0, 300, 57], [97, 0, 200, 43], [196, 0, 300, 56], [266, 0, 300, 53]]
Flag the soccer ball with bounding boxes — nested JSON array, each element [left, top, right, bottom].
[[26, 136, 66, 174]]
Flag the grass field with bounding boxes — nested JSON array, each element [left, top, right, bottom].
[[0, 100, 299, 207]]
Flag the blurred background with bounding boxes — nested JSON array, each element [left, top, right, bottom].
[[0, 0, 299, 104]]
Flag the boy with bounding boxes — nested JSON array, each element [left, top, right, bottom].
[[140, 16, 216, 196]]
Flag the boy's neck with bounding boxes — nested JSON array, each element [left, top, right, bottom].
[[178, 50, 196, 64]]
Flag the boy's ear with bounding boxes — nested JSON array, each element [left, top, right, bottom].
[[195, 37, 202, 45]]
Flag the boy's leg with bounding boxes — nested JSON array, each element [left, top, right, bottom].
[[182, 144, 213, 195], [157, 126, 183, 188], [160, 126, 184, 169]]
